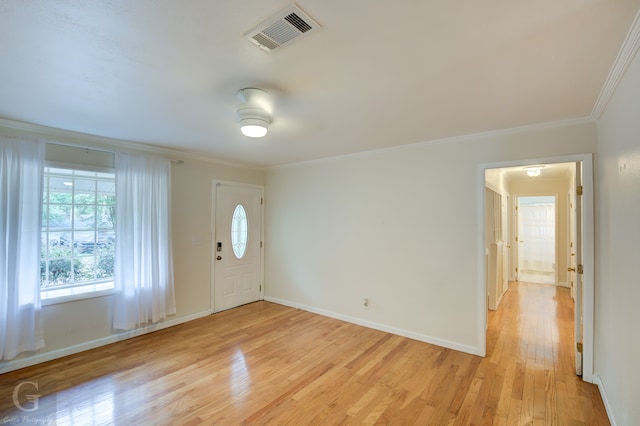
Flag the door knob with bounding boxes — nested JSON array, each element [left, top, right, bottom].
[[568, 267, 575, 272], [217, 256, 222, 260]]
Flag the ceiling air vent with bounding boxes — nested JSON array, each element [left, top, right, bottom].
[[244, 4, 321, 52]]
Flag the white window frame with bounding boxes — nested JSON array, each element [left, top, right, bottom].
[[41, 162, 116, 305]]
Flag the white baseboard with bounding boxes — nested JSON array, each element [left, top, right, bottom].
[[0, 310, 212, 374], [593, 375, 617, 426], [264, 296, 481, 356]]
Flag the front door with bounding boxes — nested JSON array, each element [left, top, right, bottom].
[[213, 182, 263, 312]]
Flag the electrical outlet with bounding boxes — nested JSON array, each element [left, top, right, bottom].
[[363, 298, 369, 310]]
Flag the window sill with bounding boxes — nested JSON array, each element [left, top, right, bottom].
[[41, 282, 114, 306]]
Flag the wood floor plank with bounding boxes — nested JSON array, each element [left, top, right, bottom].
[[0, 282, 611, 425]]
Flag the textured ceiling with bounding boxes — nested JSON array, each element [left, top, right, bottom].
[[1, 1, 639, 167]]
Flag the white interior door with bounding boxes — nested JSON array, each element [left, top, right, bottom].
[[213, 182, 263, 312], [574, 163, 584, 376]]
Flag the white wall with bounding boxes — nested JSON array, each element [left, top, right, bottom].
[[265, 122, 597, 354], [595, 48, 640, 424], [0, 124, 265, 372]]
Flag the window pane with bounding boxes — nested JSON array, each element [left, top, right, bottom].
[[96, 231, 115, 251], [48, 177, 74, 203], [48, 204, 72, 229], [41, 167, 116, 290], [97, 181, 115, 205], [75, 170, 98, 177], [231, 204, 248, 259], [73, 231, 95, 254], [75, 257, 96, 283], [96, 254, 114, 278], [42, 231, 73, 257], [74, 205, 96, 230], [47, 167, 70, 174], [97, 206, 115, 229], [44, 258, 74, 287], [74, 179, 96, 204], [99, 194, 116, 206]]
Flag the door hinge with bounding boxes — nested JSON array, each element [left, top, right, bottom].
[[577, 342, 583, 353], [577, 185, 583, 196], [515, 267, 518, 272], [260, 285, 262, 292], [261, 197, 264, 205], [577, 264, 584, 275], [260, 241, 263, 248]]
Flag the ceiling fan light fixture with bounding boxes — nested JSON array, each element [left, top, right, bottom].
[[240, 118, 269, 138], [237, 88, 272, 139]]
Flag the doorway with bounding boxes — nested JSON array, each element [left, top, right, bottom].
[[517, 195, 557, 285], [212, 181, 264, 312], [479, 154, 595, 382]]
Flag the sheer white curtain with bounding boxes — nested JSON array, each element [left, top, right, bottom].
[[0, 137, 45, 360], [518, 198, 556, 284], [113, 152, 175, 330]]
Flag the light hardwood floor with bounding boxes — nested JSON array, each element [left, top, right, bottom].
[[0, 282, 609, 425]]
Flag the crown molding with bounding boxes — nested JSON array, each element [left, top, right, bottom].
[[591, 8, 640, 120], [269, 116, 593, 170], [0, 117, 265, 171]]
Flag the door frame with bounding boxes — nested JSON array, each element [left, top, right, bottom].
[[515, 194, 559, 286], [477, 153, 595, 383], [211, 180, 265, 312]]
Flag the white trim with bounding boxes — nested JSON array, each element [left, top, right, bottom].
[[264, 296, 481, 356], [0, 310, 212, 374], [478, 154, 595, 379], [270, 117, 592, 170], [580, 156, 595, 384], [477, 166, 488, 356], [593, 375, 618, 426], [591, 8, 640, 120], [0, 110, 595, 172], [0, 118, 264, 171], [41, 285, 114, 306]]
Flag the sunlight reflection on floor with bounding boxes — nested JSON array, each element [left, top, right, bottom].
[[231, 349, 251, 404]]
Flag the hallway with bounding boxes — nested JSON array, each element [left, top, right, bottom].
[[486, 281, 608, 424]]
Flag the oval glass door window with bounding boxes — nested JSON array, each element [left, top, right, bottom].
[[231, 204, 248, 259]]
